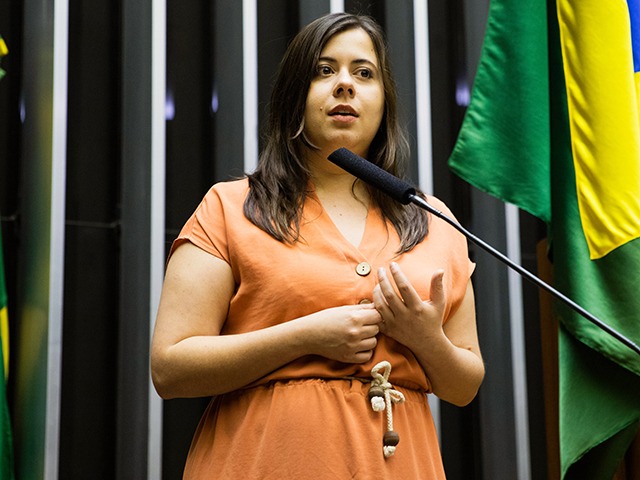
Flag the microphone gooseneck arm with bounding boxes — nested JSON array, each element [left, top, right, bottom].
[[327, 147, 640, 356], [408, 194, 640, 355]]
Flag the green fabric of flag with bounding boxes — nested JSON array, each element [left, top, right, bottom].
[[0, 229, 15, 480], [447, 0, 551, 224], [448, 0, 640, 477]]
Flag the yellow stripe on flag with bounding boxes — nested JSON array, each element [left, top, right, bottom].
[[557, 0, 640, 259], [0, 307, 7, 381]]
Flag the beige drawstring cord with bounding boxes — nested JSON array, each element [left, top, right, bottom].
[[368, 361, 405, 458]]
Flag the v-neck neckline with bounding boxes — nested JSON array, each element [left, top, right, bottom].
[[305, 190, 384, 256]]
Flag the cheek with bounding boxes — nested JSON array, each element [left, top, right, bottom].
[[303, 104, 317, 129], [375, 94, 385, 118], [304, 93, 325, 128], [305, 83, 319, 105], [370, 100, 385, 130], [303, 91, 315, 118], [366, 86, 385, 125]]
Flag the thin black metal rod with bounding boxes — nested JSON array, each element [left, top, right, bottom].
[[409, 194, 640, 356]]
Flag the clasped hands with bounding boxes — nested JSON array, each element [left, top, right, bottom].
[[309, 262, 446, 364]]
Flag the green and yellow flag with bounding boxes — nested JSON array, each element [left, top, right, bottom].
[[0, 36, 15, 480], [0, 36, 7, 80], [0, 229, 14, 479], [449, 0, 640, 477]]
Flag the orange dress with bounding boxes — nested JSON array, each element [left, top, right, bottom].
[[172, 178, 474, 479]]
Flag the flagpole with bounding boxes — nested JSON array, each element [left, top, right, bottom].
[[408, 194, 640, 356]]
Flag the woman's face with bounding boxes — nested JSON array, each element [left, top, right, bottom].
[[303, 27, 385, 159]]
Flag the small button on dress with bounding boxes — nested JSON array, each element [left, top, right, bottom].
[[356, 262, 371, 276]]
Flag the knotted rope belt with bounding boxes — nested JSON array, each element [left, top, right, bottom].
[[367, 361, 405, 458]]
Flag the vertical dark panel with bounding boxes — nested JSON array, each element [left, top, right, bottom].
[[427, 0, 469, 213], [469, 192, 519, 480], [212, 1, 245, 179], [118, 0, 152, 477], [521, 211, 549, 480], [299, 0, 330, 28], [383, 2, 418, 183], [60, 1, 121, 477], [165, 0, 215, 239], [257, 0, 298, 153]]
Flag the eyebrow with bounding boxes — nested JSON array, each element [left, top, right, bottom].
[[318, 56, 379, 69]]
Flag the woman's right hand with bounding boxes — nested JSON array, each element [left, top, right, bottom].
[[152, 242, 384, 398], [299, 304, 382, 364]]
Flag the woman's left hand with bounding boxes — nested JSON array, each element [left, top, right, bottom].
[[373, 262, 484, 406], [372, 262, 445, 350]]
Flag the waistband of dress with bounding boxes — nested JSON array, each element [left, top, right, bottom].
[[245, 375, 428, 394]]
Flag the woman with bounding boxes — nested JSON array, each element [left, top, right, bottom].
[[151, 13, 484, 479]]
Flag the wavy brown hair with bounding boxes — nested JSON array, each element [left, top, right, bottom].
[[244, 13, 428, 253]]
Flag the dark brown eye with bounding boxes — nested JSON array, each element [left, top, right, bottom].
[[317, 65, 333, 76], [358, 68, 373, 79]]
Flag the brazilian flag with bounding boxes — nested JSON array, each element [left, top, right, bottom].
[[448, 0, 640, 477]]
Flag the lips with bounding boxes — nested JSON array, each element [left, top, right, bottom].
[[328, 105, 359, 117]]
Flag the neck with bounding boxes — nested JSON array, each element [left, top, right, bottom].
[[305, 146, 369, 195], [310, 161, 367, 201]]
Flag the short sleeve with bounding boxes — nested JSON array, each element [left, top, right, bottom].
[[168, 180, 249, 264]]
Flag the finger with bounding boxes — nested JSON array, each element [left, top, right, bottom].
[[388, 262, 423, 307], [429, 269, 446, 307], [356, 302, 377, 311], [359, 336, 378, 351], [376, 267, 405, 310], [342, 303, 380, 325], [351, 350, 375, 364], [372, 283, 392, 318], [359, 306, 383, 325], [361, 324, 380, 338]]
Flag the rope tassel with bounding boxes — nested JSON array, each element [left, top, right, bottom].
[[368, 361, 405, 458]]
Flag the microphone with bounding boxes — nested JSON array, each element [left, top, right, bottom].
[[328, 148, 416, 204], [327, 148, 640, 355]]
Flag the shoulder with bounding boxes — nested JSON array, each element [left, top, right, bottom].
[[195, 178, 249, 216], [423, 195, 457, 221], [416, 194, 472, 264], [169, 178, 250, 260], [419, 195, 465, 237], [207, 177, 249, 203]]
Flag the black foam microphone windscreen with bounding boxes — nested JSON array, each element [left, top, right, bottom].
[[327, 148, 416, 205]]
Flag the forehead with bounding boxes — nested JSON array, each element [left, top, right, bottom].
[[320, 28, 379, 64]]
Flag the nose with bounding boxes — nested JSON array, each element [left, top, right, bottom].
[[333, 69, 355, 98]]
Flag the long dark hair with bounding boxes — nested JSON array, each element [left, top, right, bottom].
[[244, 13, 428, 253]]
